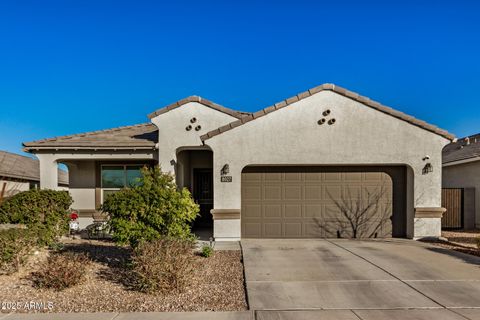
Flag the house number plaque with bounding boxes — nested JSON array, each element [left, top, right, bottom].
[[221, 176, 232, 183]]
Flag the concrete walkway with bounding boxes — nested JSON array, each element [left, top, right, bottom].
[[242, 238, 480, 319]]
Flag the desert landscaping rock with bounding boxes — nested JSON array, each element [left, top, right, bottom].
[[0, 240, 247, 313], [423, 230, 480, 258]]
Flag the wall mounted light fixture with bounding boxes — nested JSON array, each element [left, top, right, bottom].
[[221, 164, 230, 175], [422, 163, 433, 175]]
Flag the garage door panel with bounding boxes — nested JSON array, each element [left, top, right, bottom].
[[243, 222, 261, 237], [368, 203, 392, 220], [304, 221, 324, 237], [264, 185, 282, 200], [305, 204, 323, 218], [323, 221, 344, 237], [242, 168, 394, 238], [381, 220, 393, 236], [264, 222, 282, 237], [324, 172, 342, 181], [284, 172, 302, 181], [284, 204, 302, 218], [283, 185, 302, 200], [325, 185, 342, 200], [343, 186, 362, 200], [305, 172, 322, 181], [365, 172, 384, 181], [363, 185, 389, 199], [265, 204, 282, 218], [243, 204, 262, 218], [324, 204, 344, 220], [284, 222, 302, 237], [305, 185, 322, 200], [265, 173, 282, 181], [344, 172, 362, 181], [243, 173, 262, 182], [244, 185, 262, 200]]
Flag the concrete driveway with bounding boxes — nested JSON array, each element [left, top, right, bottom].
[[242, 239, 480, 320]]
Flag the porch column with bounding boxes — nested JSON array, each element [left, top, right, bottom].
[[36, 154, 59, 190]]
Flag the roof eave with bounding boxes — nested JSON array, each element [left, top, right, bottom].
[[23, 146, 157, 152], [201, 83, 455, 142], [443, 156, 480, 167]]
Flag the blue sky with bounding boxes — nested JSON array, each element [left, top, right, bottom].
[[1, 0, 479, 157]]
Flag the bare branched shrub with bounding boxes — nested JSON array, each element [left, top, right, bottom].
[[323, 184, 392, 238], [32, 252, 91, 290], [130, 238, 195, 294]]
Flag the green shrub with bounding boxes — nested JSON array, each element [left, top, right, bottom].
[[0, 189, 72, 246], [130, 238, 195, 294], [32, 252, 90, 290], [0, 228, 37, 275], [200, 244, 214, 258], [102, 167, 199, 247]]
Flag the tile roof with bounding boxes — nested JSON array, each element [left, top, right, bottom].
[[443, 133, 480, 164], [23, 123, 157, 150], [147, 95, 249, 119], [200, 83, 455, 142], [0, 151, 69, 185]]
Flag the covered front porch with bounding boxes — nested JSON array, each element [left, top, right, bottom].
[[35, 150, 157, 229], [34, 149, 216, 237]]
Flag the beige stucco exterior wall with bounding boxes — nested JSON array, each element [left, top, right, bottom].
[[150, 102, 238, 172], [205, 91, 450, 240], [443, 160, 480, 228], [66, 160, 96, 211]]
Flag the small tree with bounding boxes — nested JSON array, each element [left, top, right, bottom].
[[102, 167, 199, 246]]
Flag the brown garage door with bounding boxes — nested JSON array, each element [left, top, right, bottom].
[[241, 167, 393, 238]]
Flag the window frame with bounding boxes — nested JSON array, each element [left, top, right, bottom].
[[100, 164, 145, 203]]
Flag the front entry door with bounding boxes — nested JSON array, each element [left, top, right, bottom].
[[193, 169, 213, 228]]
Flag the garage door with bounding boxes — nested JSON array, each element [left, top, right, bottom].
[[241, 167, 393, 238]]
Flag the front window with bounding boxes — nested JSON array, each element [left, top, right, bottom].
[[101, 165, 144, 201]]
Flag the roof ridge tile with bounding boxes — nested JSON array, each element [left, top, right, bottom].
[[147, 95, 246, 119]]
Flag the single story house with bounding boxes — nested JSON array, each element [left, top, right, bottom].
[[23, 83, 454, 240], [0, 150, 68, 199], [442, 134, 480, 230]]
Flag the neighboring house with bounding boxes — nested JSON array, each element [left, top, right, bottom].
[[442, 134, 480, 230], [23, 83, 454, 240], [0, 150, 68, 199]]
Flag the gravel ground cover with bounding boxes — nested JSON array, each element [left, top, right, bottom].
[[0, 239, 247, 313], [423, 230, 480, 257]]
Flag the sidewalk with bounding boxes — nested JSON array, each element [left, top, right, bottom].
[[0, 312, 253, 320], [2, 309, 480, 320]]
